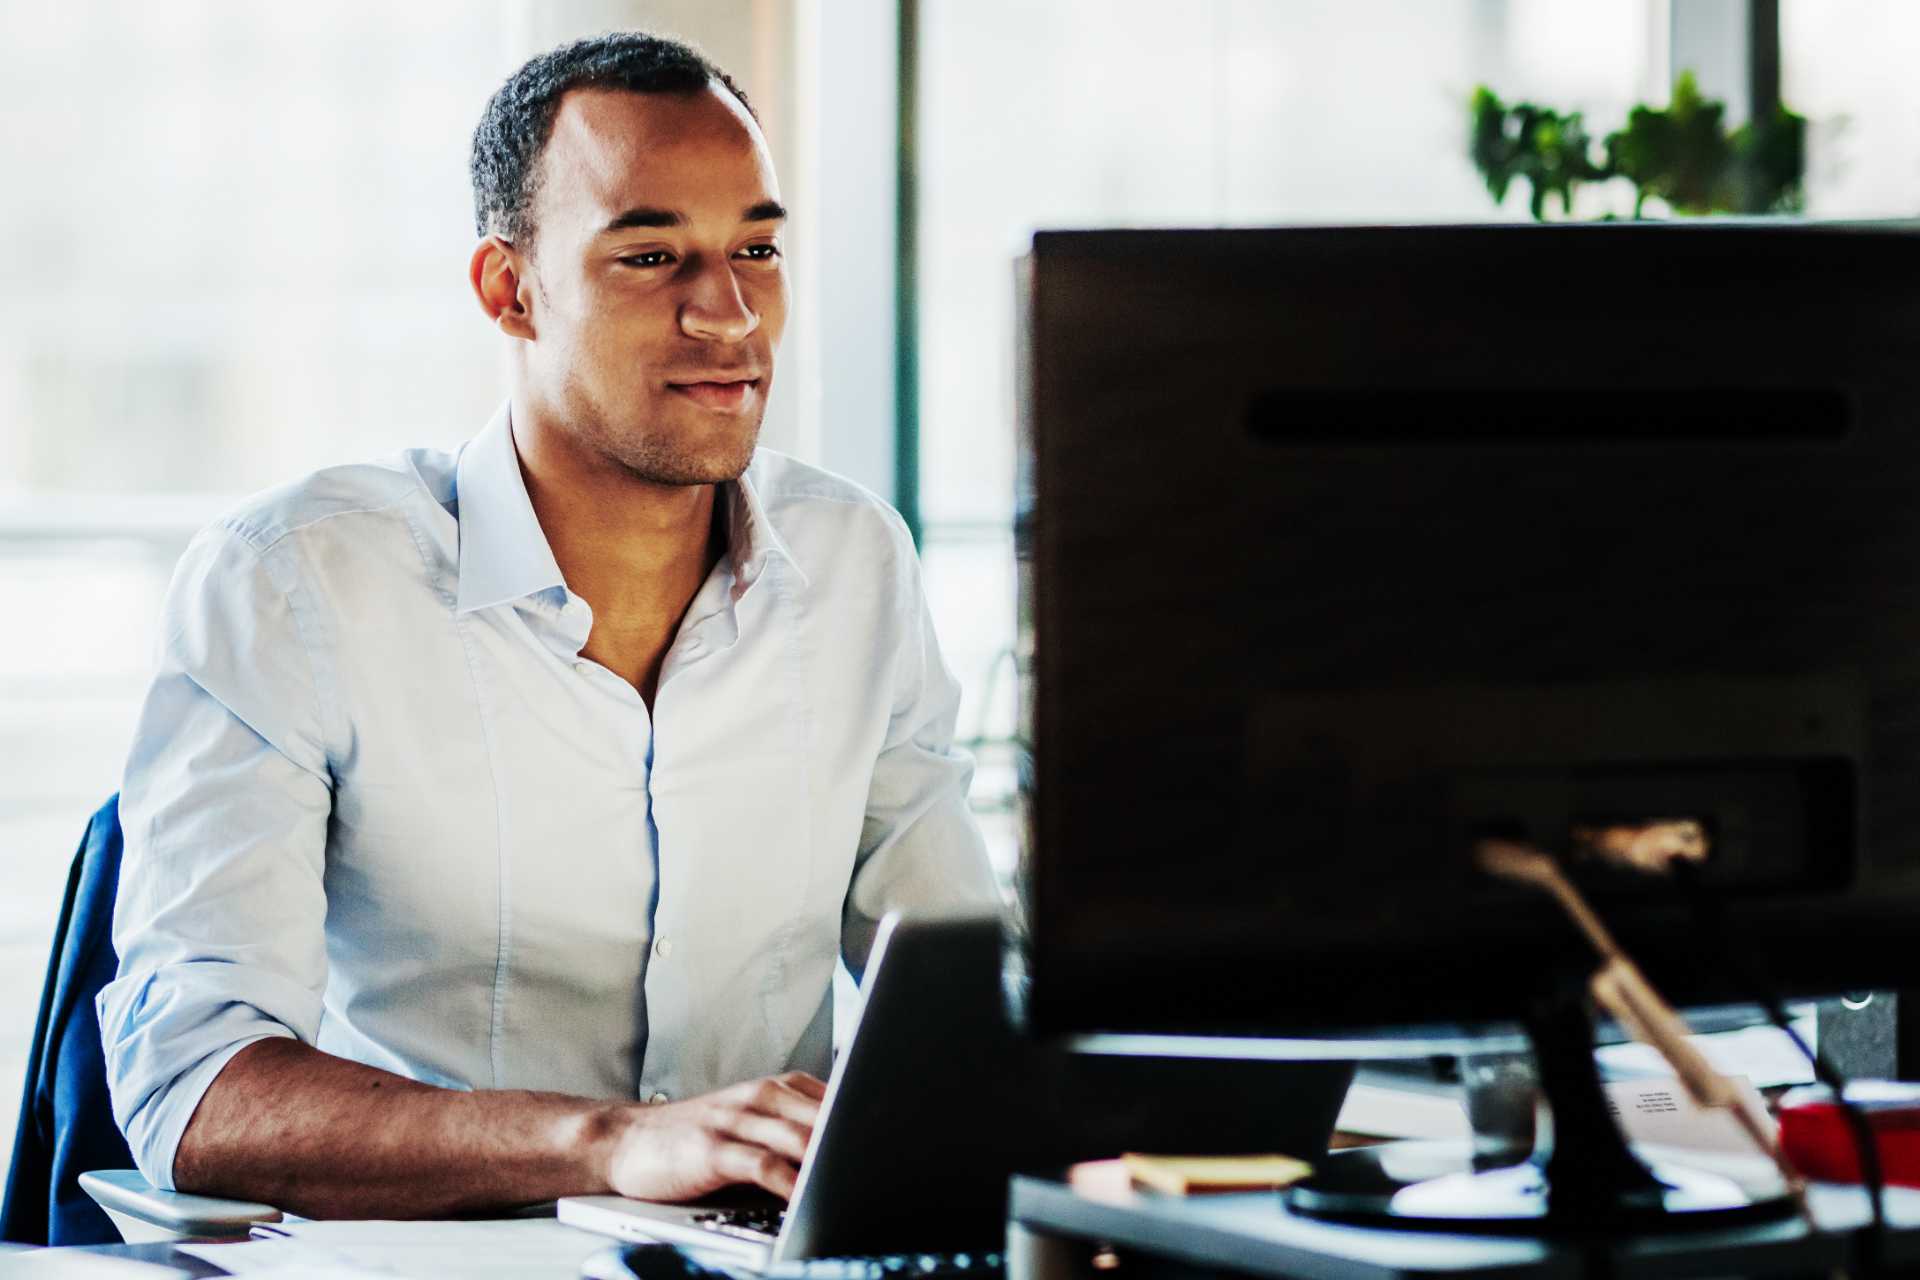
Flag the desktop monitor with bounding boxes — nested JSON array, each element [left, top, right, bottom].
[[1008, 223, 1920, 1226]]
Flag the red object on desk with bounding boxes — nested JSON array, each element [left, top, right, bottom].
[[1779, 1082, 1920, 1186]]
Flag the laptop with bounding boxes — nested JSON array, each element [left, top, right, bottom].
[[559, 913, 1352, 1267]]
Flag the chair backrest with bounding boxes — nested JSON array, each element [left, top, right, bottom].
[[1, 796, 137, 1246]]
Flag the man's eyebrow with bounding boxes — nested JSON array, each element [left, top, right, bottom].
[[604, 207, 683, 232], [600, 201, 788, 234]]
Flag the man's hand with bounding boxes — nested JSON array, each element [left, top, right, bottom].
[[603, 1072, 828, 1201]]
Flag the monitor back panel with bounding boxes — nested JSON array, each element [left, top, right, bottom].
[[1015, 224, 1920, 1035]]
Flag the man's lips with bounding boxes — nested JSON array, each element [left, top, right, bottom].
[[667, 377, 761, 412]]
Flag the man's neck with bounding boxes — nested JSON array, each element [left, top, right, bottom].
[[510, 405, 725, 702]]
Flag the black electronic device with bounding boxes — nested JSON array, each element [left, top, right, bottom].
[[1009, 223, 1920, 1232], [580, 1242, 1006, 1280], [563, 916, 1351, 1260]]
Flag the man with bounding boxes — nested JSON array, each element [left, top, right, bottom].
[[97, 32, 997, 1219]]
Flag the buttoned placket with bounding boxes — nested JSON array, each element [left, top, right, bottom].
[[528, 588, 671, 1101], [542, 558, 756, 1105], [631, 553, 771, 1105]]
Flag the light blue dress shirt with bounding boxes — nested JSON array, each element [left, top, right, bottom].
[[97, 406, 999, 1189]]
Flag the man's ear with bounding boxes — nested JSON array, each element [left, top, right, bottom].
[[470, 235, 537, 340]]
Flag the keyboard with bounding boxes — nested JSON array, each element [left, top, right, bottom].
[[761, 1251, 1005, 1279], [582, 1241, 1005, 1280], [689, 1205, 787, 1240]]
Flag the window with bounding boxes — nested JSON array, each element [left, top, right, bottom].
[[1782, 1, 1920, 216], [0, 0, 812, 1181]]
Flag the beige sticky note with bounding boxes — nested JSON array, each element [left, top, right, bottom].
[[1122, 1153, 1314, 1195]]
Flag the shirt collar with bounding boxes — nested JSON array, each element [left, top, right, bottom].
[[454, 404, 810, 616], [727, 466, 809, 597], [453, 404, 567, 615]]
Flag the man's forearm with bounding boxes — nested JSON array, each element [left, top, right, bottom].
[[173, 1038, 623, 1218]]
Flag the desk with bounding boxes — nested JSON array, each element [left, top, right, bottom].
[[8, 1218, 617, 1278], [1009, 1163, 1920, 1280], [25, 1165, 1917, 1280], [3, 1241, 228, 1276]]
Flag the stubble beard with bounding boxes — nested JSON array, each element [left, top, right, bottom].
[[576, 392, 765, 487]]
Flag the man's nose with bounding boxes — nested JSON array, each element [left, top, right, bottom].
[[679, 256, 758, 343]]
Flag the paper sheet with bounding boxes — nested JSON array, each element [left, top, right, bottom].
[[179, 1218, 611, 1278], [1334, 1081, 1471, 1140], [1596, 1018, 1818, 1089], [1603, 1074, 1773, 1155]]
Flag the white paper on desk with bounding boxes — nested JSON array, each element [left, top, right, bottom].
[[179, 1218, 609, 1278], [173, 1242, 374, 1278], [172, 1248, 376, 1280], [1602, 1075, 1773, 1155], [1596, 1019, 1818, 1089]]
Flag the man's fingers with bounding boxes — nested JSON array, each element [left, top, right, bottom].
[[780, 1072, 829, 1101], [723, 1109, 813, 1163], [746, 1077, 824, 1129], [711, 1139, 799, 1199]]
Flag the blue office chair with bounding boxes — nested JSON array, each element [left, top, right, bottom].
[[2, 796, 277, 1245]]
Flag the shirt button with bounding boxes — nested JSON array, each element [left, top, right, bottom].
[[649, 1091, 670, 1105], [655, 937, 674, 959]]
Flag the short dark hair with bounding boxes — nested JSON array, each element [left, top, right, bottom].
[[470, 31, 756, 244]]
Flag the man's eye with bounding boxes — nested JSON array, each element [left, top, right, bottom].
[[738, 244, 782, 262], [619, 251, 673, 268]]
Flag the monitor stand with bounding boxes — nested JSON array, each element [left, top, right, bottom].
[[1288, 984, 1797, 1233]]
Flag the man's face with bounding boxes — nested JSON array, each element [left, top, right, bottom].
[[516, 84, 789, 485]]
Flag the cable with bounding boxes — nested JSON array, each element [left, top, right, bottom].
[[1666, 861, 1886, 1269]]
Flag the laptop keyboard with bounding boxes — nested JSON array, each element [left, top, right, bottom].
[[761, 1251, 1005, 1279], [586, 1241, 1006, 1280], [680, 1209, 1004, 1280], [690, 1206, 787, 1239]]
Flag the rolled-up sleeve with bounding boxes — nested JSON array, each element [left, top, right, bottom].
[[96, 522, 334, 1189], [843, 527, 1002, 975]]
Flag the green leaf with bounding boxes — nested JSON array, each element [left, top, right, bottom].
[[1604, 71, 1734, 214], [1474, 69, 1809, 221], [1466, 84, 1611, 221]]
